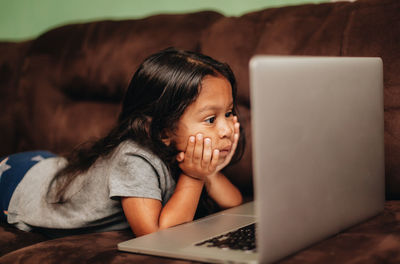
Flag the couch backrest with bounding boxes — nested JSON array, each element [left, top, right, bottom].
[[197, 0, 400, 198], [1, 0, 399, 198], [13, 11, 223, 153]]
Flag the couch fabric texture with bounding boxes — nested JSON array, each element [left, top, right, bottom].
[[1, 0, 400, 262]]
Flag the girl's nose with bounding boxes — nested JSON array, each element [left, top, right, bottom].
[[218, 119, 233, 139]]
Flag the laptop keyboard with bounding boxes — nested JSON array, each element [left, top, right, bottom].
[[194, 223, 256, 253]]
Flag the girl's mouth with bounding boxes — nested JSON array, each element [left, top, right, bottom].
[[219, 146, 232, 157]]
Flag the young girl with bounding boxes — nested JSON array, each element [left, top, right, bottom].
[[0, 47, 245, 238]]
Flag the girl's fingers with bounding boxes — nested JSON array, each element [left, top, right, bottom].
[[209, 149, 220, 172], [234, 120, 240, 135], [185, 136, 195, 161], [227, 133, 239, 161], [231, 122, 240, 152], [202, 138, 212, 168], [224, 121, 239, 162], [179, 120, 240, 176], [192, 133, 203, 165]]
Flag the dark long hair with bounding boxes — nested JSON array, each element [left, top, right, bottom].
[[48, 47, 245, 204]]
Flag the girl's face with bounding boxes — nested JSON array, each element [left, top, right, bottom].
[[171, 75, 235, 164]]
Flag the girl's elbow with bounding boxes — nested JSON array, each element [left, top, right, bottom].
[[219, 193, 243, 209], [130, 224, 160, 237], [158, 220, 170, 230], [235, 195, 243, 207], [132, 220, 176, 237], [158, 215, 193, 230], [230, 194, 243, 208]]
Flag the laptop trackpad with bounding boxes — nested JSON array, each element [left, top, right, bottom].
[[180, 214, 256, 244]]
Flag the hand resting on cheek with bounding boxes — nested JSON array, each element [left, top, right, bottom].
[[176, 116, 240, 180]]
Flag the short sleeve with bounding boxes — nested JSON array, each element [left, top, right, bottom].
[[108, 153, 162, 201]]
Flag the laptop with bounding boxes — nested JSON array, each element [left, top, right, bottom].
[[118, 56, 385, 263]]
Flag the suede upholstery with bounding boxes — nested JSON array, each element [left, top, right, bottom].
[[1, 0, 400, 262]]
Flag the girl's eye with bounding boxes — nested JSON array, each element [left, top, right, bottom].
[[225, 111, 233, 118], [205, 116, 216, 124]]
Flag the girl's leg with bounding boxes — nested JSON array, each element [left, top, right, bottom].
[[0, 151, 57, 222]]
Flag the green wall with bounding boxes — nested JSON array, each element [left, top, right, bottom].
[[0, 0, 330, 41]]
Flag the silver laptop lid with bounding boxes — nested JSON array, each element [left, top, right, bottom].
[[250, 56, 385, 263]]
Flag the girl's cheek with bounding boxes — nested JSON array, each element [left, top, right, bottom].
[[172, 138, 186, 152]]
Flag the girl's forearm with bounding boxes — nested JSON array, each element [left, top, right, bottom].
[[205, 172, 242, 209], [158, 173, 204, 229], [122, 173, 240, 237]]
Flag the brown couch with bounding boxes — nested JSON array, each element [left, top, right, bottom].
[[1, 0, 400, 262]]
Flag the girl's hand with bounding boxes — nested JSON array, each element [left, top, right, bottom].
[[176, 116, 241, 180], [176, 133, 220, 180]]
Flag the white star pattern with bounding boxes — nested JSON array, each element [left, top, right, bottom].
[[0, 157, 11, 181], [31, 155, 45, 162]]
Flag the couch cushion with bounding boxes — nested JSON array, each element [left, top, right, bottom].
[[0, 228, 198, 263], [280, 200, 400, 263], [1, 201, 400, 263], [0, 223, 49, 256]]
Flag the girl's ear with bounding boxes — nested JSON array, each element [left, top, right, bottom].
[[162, 137, 171, 146], [161, 129, 172, 146]]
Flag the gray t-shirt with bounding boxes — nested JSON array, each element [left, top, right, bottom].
[[7, 140, 176, 237]]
